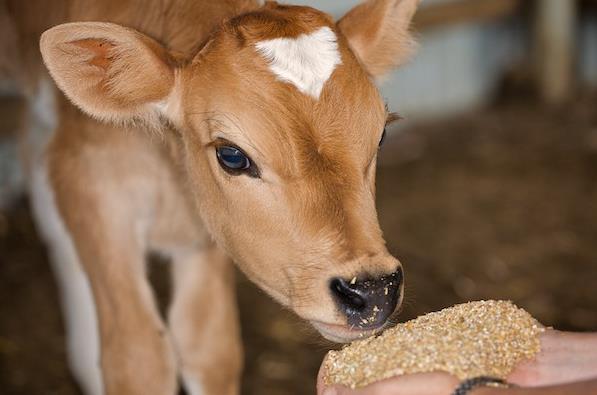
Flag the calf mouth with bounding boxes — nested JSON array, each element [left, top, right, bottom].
[[310, 319, 394, 343], [309, 297, 403, 343]]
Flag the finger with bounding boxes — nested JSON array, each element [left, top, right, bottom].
[[317, 354, 332, 395], [321, 385, 355, 395], [368, 372, 458, 394], [322, 372, 459, 395]]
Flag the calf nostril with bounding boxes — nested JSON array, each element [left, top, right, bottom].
[[329, 268, 404, 330], [330, 278, 367, 311]]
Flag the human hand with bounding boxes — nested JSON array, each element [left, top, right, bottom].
[[508, 329, 597, 387], [318, 329, 597, 395], [317, 359, 459, 395]]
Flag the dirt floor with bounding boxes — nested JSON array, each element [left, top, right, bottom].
[[1, 95, 597, 395]]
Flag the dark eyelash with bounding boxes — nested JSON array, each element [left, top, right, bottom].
[[386, 112, 402, 125], [384, 102, 402, 126]]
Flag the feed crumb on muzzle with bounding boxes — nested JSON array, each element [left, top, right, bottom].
[[324, 300, 545, 389]]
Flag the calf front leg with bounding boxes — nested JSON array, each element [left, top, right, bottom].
[[64, 212, 178, 395], [169, 244, 243, 395]]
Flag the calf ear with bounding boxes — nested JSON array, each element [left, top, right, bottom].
[[40, 22, 175, 124], [337, 0, 420, 77]]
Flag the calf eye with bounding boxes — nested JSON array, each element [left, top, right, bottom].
[[215, 145, 260, 178], [379, 128, 387, 148], [217, 146, 249, 169]]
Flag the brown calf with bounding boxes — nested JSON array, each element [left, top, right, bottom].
[[2, 0, 420, 393]]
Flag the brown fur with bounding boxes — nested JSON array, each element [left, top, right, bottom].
[[4, 0, 420, 393]]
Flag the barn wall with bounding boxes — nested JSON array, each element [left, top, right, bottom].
[[581, 12, 597, 88]]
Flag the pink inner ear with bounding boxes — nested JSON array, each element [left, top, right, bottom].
[[71, 39, 115, 70]]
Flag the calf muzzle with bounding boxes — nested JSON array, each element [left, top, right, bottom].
[[329, 267, 403, 329]]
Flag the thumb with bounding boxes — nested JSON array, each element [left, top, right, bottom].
[[323, 386, 358, 395]]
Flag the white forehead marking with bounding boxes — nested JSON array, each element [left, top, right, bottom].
[[255, 26, 342, 99]]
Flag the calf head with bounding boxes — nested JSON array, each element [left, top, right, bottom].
[[40, 0, 420, 342]]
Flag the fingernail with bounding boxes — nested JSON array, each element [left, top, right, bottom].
[[323, 388, 338, 395]]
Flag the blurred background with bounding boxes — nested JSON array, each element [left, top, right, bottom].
[[1, 0, 597, 394]]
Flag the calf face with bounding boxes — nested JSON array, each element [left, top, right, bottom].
[[40, 0, 420, 342]]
